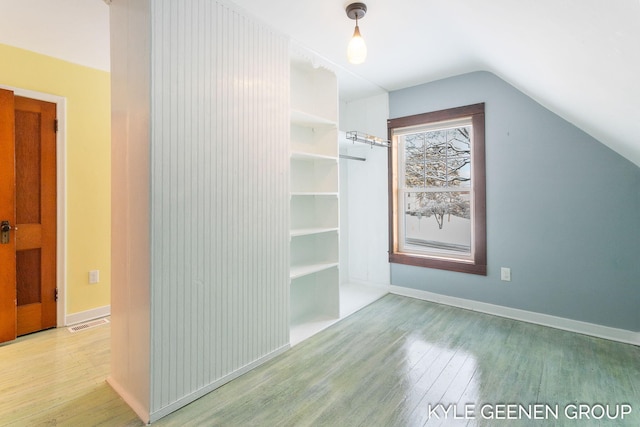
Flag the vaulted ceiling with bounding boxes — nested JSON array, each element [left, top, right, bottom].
[[1, 0, 638, 166]]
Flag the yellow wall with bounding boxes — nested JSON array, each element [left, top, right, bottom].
[[0, 43, 111, 316]]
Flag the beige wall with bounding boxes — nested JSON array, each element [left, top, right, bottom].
[[0, 43, 111, 317]]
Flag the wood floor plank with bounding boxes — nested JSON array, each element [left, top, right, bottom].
[[0, 295, 638, 426]]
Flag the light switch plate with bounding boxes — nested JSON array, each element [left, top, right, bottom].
[[89, 270, 100, 284]]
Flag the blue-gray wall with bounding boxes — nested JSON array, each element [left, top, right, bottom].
[[389, 71, 640, 332]]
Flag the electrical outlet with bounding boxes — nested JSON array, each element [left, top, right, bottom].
[[501, 267, 511, 282], [89, 270, 100, 284]]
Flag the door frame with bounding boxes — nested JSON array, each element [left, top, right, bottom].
[[0, 84, 66, 328]]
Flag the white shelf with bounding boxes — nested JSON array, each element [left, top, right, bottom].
[[289, 55, 339, 347], [290, 192, 338, 197], [290, 227, 339, 237], [289, 283, 389, 346], [290, 62, 338, 121], [291, 151, 337, 161], [290, 158, 338, 194], [339, 283, 389, 318], [291, 124, 338, 158], [290, 109, 336, 127], [290, 262, 339, 280], [290, 315, 339, 346], [290, 196, 338, 230]]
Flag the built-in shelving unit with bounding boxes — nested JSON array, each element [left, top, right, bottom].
[[289, 57, 340, 345]]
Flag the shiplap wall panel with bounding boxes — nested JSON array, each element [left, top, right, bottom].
[[148, 0, 290, 417]]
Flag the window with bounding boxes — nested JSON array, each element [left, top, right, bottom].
[[388, 103, 486, 275]]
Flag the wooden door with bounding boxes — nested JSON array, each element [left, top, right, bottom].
[[0, 89, 57, 342], [15, 95, 57, 336], [0, 89, 17, 343]]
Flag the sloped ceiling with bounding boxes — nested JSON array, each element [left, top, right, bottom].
[[1, 0, 638, 166], [232, 0, 640, 166]]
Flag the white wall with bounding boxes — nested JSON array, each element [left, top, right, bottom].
[[148, 0, 291, 420], [339, 93, 391, 287], [109, 0, 291, 423], [108, 0, 151, 421]]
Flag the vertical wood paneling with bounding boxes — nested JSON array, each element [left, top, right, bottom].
[[149, 0, 289, 417]]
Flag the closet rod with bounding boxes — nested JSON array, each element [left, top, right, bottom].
[[339, 154, 366, 162], [346, 130, 390, 148]]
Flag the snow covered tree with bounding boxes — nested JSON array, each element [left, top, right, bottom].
[[403, 127, 471, 229]]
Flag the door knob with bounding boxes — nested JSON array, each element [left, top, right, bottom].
[[1, 220, 11, 244]]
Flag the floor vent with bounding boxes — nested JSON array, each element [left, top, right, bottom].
[[68, 318, 110, 333]]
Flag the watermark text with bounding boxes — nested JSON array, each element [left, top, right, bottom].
[[426, 403, 632, 421]]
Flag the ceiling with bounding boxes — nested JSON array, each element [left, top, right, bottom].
[[1, 0, 639, 166], [0, 0, 110, 71], [232, 0, 640, 166]]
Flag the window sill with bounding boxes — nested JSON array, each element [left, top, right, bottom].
[[389, 252, 487, 276]]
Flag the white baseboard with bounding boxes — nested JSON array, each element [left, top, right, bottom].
[[106, 376, 150, 424], [344, 279, 391, 290], [389, 286, 640, 346], [148, 343, 290, 423], [65, 305, 111, 326]]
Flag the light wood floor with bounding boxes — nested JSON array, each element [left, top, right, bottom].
[[1, 294, 638, 426]]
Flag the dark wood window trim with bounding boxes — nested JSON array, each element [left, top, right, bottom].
[[387, 103, 486, 275]]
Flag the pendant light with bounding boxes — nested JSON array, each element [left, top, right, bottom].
[[346, 3, 367, 64]]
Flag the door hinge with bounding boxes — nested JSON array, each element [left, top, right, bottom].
[[55, 288, 58, 302], [54, 119, 58, 133]]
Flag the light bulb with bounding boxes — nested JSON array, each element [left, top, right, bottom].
[[347, 25, 367, 64]]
